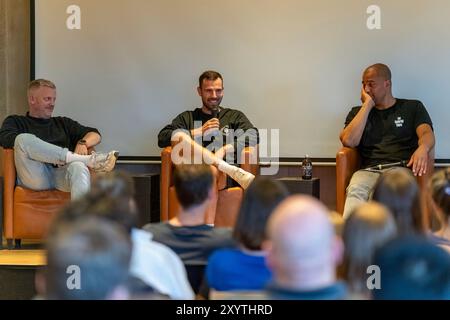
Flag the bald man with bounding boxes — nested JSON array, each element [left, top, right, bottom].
[[263, 195, 347, 300], [340, 63, 435, 218]]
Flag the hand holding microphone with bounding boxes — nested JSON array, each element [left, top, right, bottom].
[[191, 108, 220, 137], [204, 107, 221, 138]]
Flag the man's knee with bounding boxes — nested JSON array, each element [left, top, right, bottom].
[[14, 133, 37, 150], [171, 131, 192, 144], [346, 183, 371, 201], [346, 173, 378, 200]]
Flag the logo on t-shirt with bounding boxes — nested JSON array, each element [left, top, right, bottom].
[[394, 117, 404, 128], [221, 125, 230, 136]]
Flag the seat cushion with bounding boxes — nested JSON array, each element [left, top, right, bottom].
[[13, 186, 70, 239]]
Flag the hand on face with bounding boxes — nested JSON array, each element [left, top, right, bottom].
[[360, 86, 375, 108]]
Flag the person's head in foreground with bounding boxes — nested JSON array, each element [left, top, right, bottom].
[[373, 236, 450, 300], [264, 195, 346, 300], [372, 167, 424, 235], [343, 201, 397, 298], [44, 217, 132, 300]]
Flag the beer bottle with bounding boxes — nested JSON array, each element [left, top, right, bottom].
[[302, 155, 313, 180]]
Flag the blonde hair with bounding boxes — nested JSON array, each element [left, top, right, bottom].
[[28, 79, 56, 93]]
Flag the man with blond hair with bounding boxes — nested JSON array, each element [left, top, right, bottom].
[[0, 79, 118, 199]]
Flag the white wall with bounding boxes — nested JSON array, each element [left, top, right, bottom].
[[35, 0, 450, 158]]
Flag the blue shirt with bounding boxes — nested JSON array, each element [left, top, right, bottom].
[[206, 248, 271, 291]]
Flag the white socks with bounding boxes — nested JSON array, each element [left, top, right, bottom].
[[217, 160, 234, 174], [217, 160, 255, 189], [65, 151, 91, 165]]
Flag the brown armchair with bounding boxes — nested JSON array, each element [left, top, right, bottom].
[[2, 148, 71, 248], [336, 146, 435, 227], [160, 146, 258, 227], [1, 147, 98, 249]]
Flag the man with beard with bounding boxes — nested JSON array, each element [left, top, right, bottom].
[[158, 70, 258, 190]]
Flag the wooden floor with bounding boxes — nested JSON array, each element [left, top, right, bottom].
[[0, 250, 46, 266]]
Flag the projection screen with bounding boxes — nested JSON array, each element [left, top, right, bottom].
[[34, 0, 450, 159]]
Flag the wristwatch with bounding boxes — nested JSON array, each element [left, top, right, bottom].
[[77, 139, 87, 145]]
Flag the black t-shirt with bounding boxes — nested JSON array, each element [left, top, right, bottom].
[[0, 113, 100, 151], [157, 107, 259, 151], [266, 281, 348, 300], [344, 99, 433, 168], [143, 222, 235, 266]]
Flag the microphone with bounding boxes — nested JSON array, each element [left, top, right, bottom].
[[212, 107, 219, 119], [368, 160, 407, 171], [209, 108, 220, 140]]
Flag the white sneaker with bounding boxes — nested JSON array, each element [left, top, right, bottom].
[[89, 151, 119, 172], [228, 166, 255, 189]]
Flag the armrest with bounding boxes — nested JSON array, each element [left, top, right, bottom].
[[240, 146, 259, 176], [2, 148, 16, 238], [336, 147, 361, 214], [160, 147, 173, 221]]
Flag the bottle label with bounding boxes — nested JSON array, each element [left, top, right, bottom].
[[302, 161, 312, 180]]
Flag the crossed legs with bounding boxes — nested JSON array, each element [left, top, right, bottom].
[[171, 131, 255, 189], [170, 131, 255, 225], [14, 133, 90, 199]]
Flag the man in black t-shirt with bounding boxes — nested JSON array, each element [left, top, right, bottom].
[[340, 64, 435, 218], [0, 79, 118, 199], [143, 164, 235, 293], [158, 71, 258, 191]]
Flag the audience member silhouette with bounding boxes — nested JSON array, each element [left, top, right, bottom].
[[263, 195, 347, 300], [205, 177, 289, 299], [373, 236, 450, 300], [342, 202, 397, 299]]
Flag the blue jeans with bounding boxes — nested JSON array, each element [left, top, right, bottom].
[[14, 133, 90, 199], [342, 169, 382, 219]]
